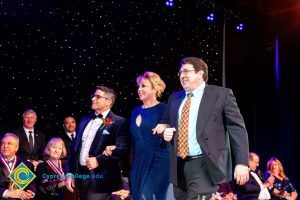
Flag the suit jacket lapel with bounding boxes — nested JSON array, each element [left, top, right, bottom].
[[197, 85, 217, 137], [89, 111, 114, 155], [74, 116, 92, 154], [63, 132, 72, 143], [174, 92, 185, 141], [21, 129, 32, 154], [33, 131, 40, 153], [1, 164, 9, 179]]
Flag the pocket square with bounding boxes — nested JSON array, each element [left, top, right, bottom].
[[102, 130, 110, 135]]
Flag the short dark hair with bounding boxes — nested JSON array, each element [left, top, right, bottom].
[[95, 85, 117, 106], [181, 57, 208, 82]]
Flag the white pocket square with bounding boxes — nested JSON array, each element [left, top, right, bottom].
[[102, 130, 110, 135]]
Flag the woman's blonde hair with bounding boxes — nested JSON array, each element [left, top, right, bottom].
[[136, 71, 166, 98], [267, 157, 287, 179], [43, 137, 67, 159]]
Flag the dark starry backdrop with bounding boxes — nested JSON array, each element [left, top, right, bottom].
[[0, 0, 223, 136]]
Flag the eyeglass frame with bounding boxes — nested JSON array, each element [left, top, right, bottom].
[[91, 94, 111, 100], [177, 69, 196, 77]]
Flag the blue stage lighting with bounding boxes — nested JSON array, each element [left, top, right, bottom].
[[166, 0, 174, 7], [206, 13, 214, 21], [236, 23, 244, 31]]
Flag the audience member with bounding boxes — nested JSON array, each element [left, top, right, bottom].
[[265, 157, 298, 200], [235, 152, 274, 200], [14, 109, 46, 171], [59, 116, 76, 155], [0, 133, 36, 199], [35, 137, 78, 200]]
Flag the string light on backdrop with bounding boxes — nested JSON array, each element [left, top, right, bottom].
[[236, 23, 244, 31], [206, 13, 214, 21], [165, 0, 174, 8], [196, 0, 248, 32]]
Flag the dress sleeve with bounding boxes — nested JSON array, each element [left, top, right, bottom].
[[283, 178, 297, 193]]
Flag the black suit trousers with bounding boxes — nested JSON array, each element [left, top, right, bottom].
[[77, 166, 111, 200], [173, 156, 218, 200]]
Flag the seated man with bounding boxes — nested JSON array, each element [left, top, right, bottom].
[[0, 133, 36, 199], [234, 152, 274, 200]]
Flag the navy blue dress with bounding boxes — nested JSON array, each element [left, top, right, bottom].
[[130, 103, 170, 200]]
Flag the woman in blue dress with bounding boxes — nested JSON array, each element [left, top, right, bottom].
[[130, 71, 170, 200]]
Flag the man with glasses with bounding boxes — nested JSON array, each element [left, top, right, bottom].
[[66, 86, 130, 200], [154, 57, 249, 199]]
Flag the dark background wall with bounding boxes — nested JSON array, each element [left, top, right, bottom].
[[1, 0, 299, 192]]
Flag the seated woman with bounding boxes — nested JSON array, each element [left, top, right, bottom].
[[35, 137, 72, 200], [265, 157, 298, 200]]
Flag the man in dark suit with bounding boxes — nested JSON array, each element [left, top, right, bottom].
[[0, 133, 36, 199], [59, 116, 77, 156], [235, 152, 274, 200], [66, 86, 130, 200], [13, 109, 46, 171], [156, 57, 250, 199]]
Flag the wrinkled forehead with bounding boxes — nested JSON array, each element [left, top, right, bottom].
[[1, 136, 17, 144]]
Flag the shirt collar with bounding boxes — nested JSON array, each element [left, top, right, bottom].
[[185, 82, 205, 98], [94, 109, 110, 119], [5, 156, 16, 163], [66, 132, 76, 138], [23, 126, 34, 133]]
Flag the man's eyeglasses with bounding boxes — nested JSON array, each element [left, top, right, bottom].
[[91, 94, 110, 100], [177, 69, 196, 76]]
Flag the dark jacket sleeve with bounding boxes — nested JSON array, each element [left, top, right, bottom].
[[96, 118, 130, 170]]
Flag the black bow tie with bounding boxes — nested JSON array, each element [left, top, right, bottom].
[[92, 114, 103, 119]]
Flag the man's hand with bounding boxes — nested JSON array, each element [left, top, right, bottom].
[[20, 190, 33, 199], [162, 127, 176, 142], [102, 145, 116, 156], [5, 189, 23, 199], [85, 157, 99, 170], [234, 164, 249, 185], [152, 124, 169, 135], [66, 177, 75, 193], [264, 175, 275, 188]]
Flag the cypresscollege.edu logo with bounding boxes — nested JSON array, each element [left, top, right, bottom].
[[42, 173, 104, 180], [9, 162, 104, 190], [9, 162, 36, 190]]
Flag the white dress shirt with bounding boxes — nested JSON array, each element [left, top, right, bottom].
[[250, 171, 271, 200], [79, 110, 110, 166]]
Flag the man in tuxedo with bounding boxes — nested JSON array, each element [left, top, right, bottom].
[[59, 116, 77, 156], [14, 109, 46, 171], [66, 85, 130, 200], [235, 152, 274, 200], [0, 133, 36, 199], [156, 57, 250, 199]]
